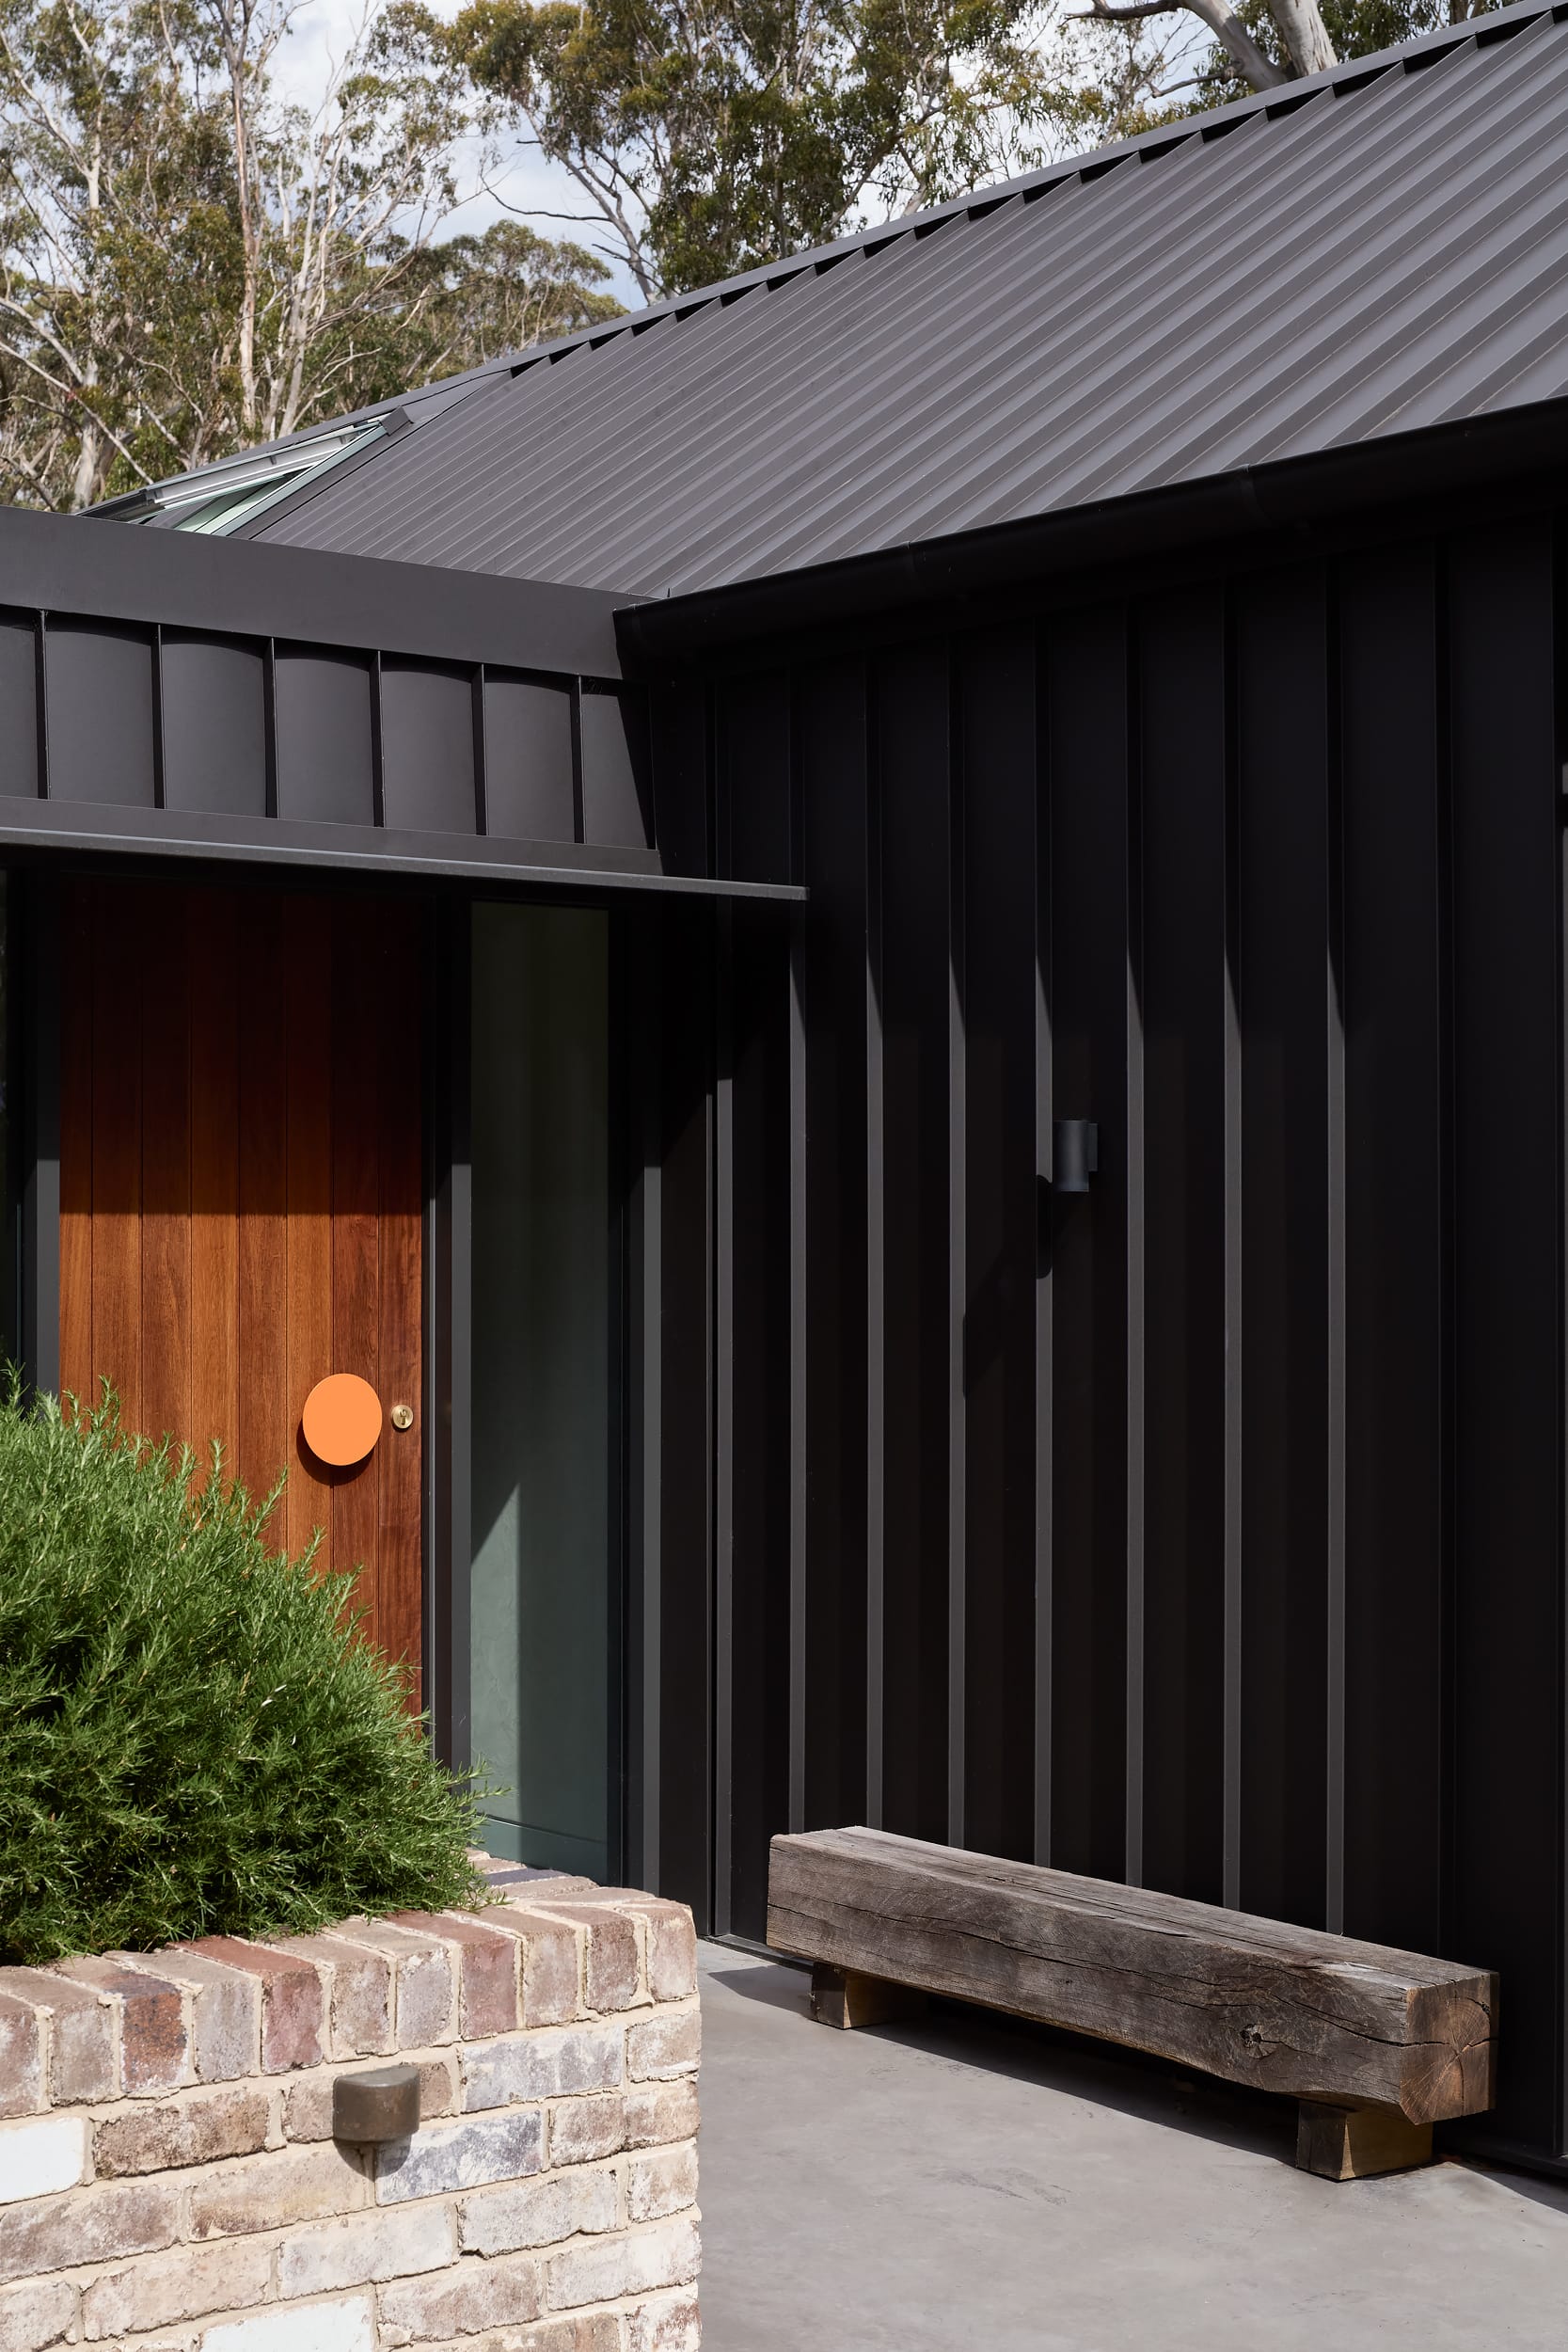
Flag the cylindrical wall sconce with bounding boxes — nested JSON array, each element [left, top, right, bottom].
[[1053, 1119, 1099, 1195]]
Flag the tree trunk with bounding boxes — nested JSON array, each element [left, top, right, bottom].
[[1270, 0, 1338, 77]]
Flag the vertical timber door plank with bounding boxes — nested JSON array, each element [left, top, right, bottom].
[[378, 899, 424, 1696], [285, 895, 335, 1569], [90, 881, 143, 1434], [59, 882, 94, 1409], [139, 884, 192, 1450], [188, 889, 241, 1474], [238, 892, 291, 1527], [332, 896, 383, 1644]]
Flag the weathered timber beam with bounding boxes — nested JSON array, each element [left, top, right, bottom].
[[768, 1827, 1497, 2127]]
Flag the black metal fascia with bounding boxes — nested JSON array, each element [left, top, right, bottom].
[[0, 796, 806, 900], [0, 502, 633, 681], [612, 395, 1568, 666]]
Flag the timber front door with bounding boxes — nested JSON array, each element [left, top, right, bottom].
[[59, 878, 424, 1699]]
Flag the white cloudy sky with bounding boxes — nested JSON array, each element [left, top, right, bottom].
[[270, 0, 646, 308]]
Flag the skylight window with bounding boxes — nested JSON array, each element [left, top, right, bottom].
[[92, 418, 392, 535]]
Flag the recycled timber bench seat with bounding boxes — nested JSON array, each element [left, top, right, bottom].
[[767, 1826, 1497, 2180]]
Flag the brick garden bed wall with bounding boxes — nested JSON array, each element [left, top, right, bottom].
[[0, 1870, 700, 2352]]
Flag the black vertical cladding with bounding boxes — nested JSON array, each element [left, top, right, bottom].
[[1235, 565, 1332, 1931], [720, 671, 797, 1939], [652, 899, 717, 1929], [799, 664, 870, 1832], [958, 632, 1039, 1862], [876, 648, 954, 1844], [650, 679, 712, 879], [1045, 610, 1130, 1881], [1338, 547, 1445, 1956], [1449, 522, 1563, 2156], [1137, 591, 1227, 1906]]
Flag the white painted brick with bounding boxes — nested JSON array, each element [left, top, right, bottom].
[[277, 2201, 454, 2296], [200, 2294, 375, 2352], [0, 2117, 85, 2206], [461, 2022, 624, 2110], [375, 2107, 544, 2204], [460, 2162, 619, 2255]]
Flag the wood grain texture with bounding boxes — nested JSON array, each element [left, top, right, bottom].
[[768, 1826, 1497, 2124], [1296, 2100, 1433, 2180], [57, 878, 424, 1682]]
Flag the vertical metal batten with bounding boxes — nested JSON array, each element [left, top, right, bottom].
[[1222, 590, 1244, 1911], [1324, 573, 1349, 1935], [712, 900, 736, 1933], [787, 902, 808, 1835], [865, 675, 887, 1830], [1124, 615, 1147, 1889], [1034, 627, 1053, 1865], [627, 911, 663, 1894], [947, 649, 967, 1851]]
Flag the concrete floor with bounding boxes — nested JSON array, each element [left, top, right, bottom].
[[695, 1942, 1568, 2350]]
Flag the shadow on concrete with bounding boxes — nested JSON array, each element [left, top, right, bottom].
[[704, 1954, 1296, 2163]]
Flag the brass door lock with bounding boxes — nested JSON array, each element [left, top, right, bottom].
[[389, 1404, 414, 1432]]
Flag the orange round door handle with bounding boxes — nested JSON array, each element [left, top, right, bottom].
[[301, 1374, 383, 1468]]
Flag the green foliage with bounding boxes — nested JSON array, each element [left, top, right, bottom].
[[451, 0, 1177, 298], [0, 1382, 486, 1965], [0, 0, 624, 508]]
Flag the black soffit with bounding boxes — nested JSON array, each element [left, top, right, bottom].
[[207, 0, 1568, 598]]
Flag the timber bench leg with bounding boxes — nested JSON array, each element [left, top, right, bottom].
[[810, 1963, 929, 2030], [1296, 2101, 1434, 2180]]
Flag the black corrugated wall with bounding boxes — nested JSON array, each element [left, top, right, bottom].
[[639, 512, 1568, 2169]]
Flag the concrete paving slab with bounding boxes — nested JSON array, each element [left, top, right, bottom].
[[696, 1942, 1568, 2350]]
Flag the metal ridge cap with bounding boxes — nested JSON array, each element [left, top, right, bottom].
[[503, 0, 1562, 382]]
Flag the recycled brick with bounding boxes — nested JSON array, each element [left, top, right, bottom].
[[461, 2021, 623, 2111], [626, 2287, 703, 2352], [627, 2142, 699, 2223], [553, 1895, 697, 2003], [270, 1935, 392, 2061], [0, 2277, 78, 2352], [626, 2008, 700, 2083], [93, 2085, 270, 2177], [459, 2163, 618, 2256], [125, 1949, 259, 2083], [0, 1970, 113, 2106], [625, 2080, 700, 2150], [531, 1906, 640, 2014], [378, 2249, 544, 2336], [547, 2091, 626, 2167], [544, 2217, 701, 2312], [484, 1906, 582, 2027], [0, 2179, 180, 2283], [78, 2238, 271, 2337], [52, 1959, 187, 2096], [392, 1912, 519, 2038], [187, 2142, 371, 2240], [326, 1923, 452, 2050], [276, 2201, 452, 2296], [504, 2315, 622, 2352], [374, 2108, 543, 2205], [183, 1941, 323, 2073]]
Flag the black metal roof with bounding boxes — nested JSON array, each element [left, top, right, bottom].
[[149, 2, 1568, 595]]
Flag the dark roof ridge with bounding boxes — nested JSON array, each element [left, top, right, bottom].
[[500, 0, 1561, 378]]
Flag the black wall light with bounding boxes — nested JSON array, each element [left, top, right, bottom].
[[1053, 1119, 1099, 1194]]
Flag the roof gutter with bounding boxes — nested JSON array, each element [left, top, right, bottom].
[[614, 396, 1568, 667]]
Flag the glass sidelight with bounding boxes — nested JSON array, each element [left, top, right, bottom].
[[468, 903, 617, 1879]]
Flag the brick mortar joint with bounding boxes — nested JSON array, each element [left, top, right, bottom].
[[0, 1885, 696, 2111]]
